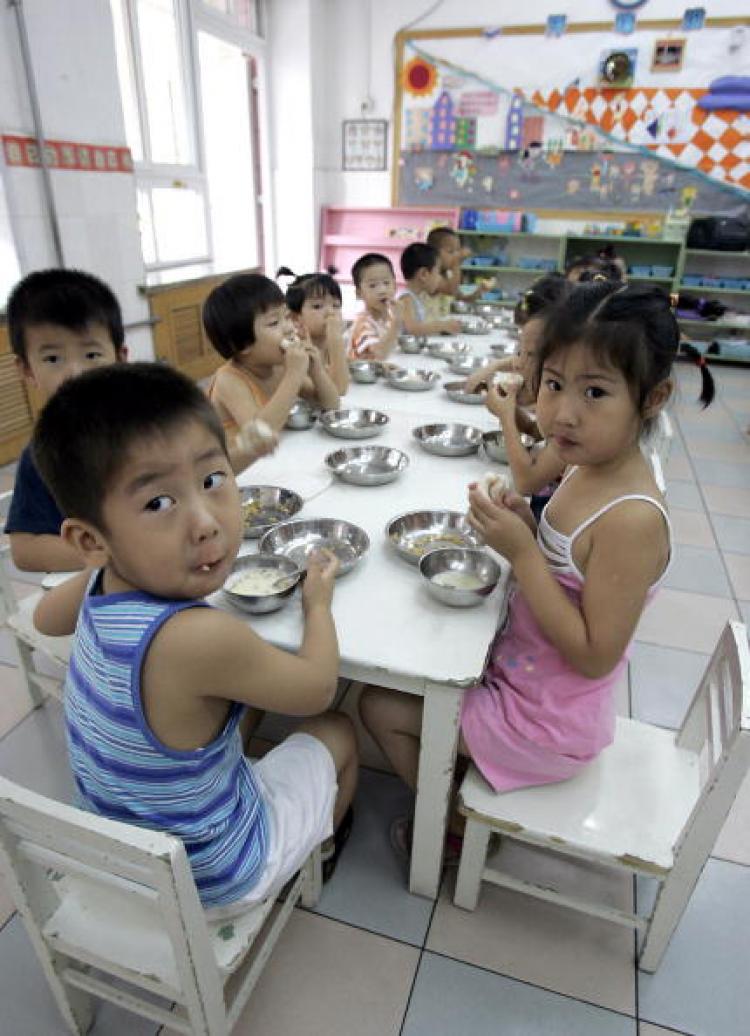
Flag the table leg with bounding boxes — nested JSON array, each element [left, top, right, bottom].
[[409, 682, 462, 899]]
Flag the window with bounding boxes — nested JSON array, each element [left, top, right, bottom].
[[111, 0, 266, 274]]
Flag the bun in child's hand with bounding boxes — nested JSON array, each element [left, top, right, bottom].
[[492, 371, 524, 390], [478, 471, 510, 502], [235, 418, 276, 455]]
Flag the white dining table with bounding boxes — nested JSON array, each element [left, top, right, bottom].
[[214, 332, 514, 899]]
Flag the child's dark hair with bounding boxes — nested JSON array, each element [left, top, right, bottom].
[[350, 253, 394, 290], [426, 226, 459, 251], [400, 242, 439, 281], [514, 272, 567, 326], [277, 267, 342, 313], [538, 283, 714, 422], [7, 268, 125, 362], [565, 253, 623, 284], [202, 273, 284, 359], [32, 362, 227, 530]]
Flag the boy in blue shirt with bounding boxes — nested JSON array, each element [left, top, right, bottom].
[[4, 269, 127, 571]]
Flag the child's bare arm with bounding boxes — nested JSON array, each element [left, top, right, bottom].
[[323, 313, 350, 393], [9, 532, 85, 574], [487, 384, 565, 495], [34, 569, 90, 635], [468, 490, 666, 678], [362, 306, 400, 360], [299, 341, 340, 410]]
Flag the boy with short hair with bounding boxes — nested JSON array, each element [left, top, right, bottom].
[[425, 226, 484, 305], [32, 362, 358, 911], [347, 253, 401, 360], [4, 269, 127, 572], [398, 242, 461, 336]]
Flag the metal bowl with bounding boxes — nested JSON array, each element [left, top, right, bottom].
[[451, 299, 471, 314], [319, 408, 389, 439], [488, 313, 512, 330], [399, 334, 425, 354], [427, 340, 473, 362], [412, 423, 483, 457], [285, 399, 318, 430], [259, 517, 369, 576], [489, 340, 517, 357], [473, 303, 498, 318], [419, 548, 502, 607], [461, 316, 490, 335], [348, 360, 379, 384], [448, 356, 490, 378], [386, 510, 483, 566], [223, 554, 302, 614], [481, 430, 535, 464], [443, 381, 487, 405], [325, 446, 409, 486], [240, 485, 304, 539], [385, 368, 440, 392]]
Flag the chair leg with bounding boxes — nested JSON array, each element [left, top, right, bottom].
[[638, 866, 698, 973], [453, 819, 491, 911], [13, 637, 46, 709], [300, 847, 322, 908]]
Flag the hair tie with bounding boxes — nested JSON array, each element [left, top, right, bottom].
[[696, 354, 706, 368], [592, 273, 608, 282]]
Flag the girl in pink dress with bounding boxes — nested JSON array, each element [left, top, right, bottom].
[[360, 283, 715, 846]]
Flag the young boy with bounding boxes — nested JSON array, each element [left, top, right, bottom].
[[425, 226, 484, 306], [203, 272, 340, 439], [347, 253, 401, 360], [4, 269, 127, 572], [398, 242, 461, 336], [32, 362, 358, 912]]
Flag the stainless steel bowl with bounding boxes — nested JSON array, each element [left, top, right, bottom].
[[223, 554, 302, 614], [399, 334, 425, 354], [285, 399, 318, 430], [259, 517, 369, 576], [489, 313, 512, 330], [448, 356, 490, 377], [489, 340, 517, 357], [412, 423, 483, 457], [473, 303, 497, 318], [443, 381, 487, 405], [419, 547, 502, 607], [427, 340, 473, 362], [325, 446, 409, 486], [348, 360, 379, 384], [319, 408, 389, 439], [240, 485, 303, 539], [451, 299, 471, 314], [386, 510, 483, 566], [481, 430, 535, 464], [461, 316, 490, 335], [385, 368, 440, 392]]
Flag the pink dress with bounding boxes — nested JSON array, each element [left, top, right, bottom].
[[461, 483, 672, 792]]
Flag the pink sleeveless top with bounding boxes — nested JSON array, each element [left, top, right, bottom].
[[461, 474, 672, 792]]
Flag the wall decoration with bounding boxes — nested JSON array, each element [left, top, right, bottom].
[[614, 13, 636, 35], [393, 21, 750, 211], [2, 134, 133, 173], [403, 57, 438, 98], [342, 120, 387, 171], [609, 0, 648, 9], [682, 8, 706, 31], [599, 49, 637, 88], [546, 15, 567, 38], [651, 38, 686, 71]]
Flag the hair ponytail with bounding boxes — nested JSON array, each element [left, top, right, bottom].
[[680, 342, 715, 408], [276, 265, 296, 279]]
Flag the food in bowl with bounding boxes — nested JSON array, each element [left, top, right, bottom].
[[230, 567, 296, 596]]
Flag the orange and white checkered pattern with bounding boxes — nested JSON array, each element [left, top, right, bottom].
[[530, 88, 749, 190]]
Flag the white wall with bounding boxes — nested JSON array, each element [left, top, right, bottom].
[[0, 0, 152, 357]]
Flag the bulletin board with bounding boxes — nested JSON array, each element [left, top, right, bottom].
[[393, 18, 750, 216]]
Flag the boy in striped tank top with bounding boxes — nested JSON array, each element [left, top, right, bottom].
[[32, 362, 358, 914]]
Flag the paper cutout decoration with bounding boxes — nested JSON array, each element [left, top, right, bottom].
[[599, 49, 637, 88], [682, 8, 705, 31], [546, 15, 567, 38], [651, 39, 686, 72], [414, 167, 434, 191], [698, 77, 750, 111], [404, 57, 438, 98], [615, 13, 636, 34], [505, 92, 524, 150]]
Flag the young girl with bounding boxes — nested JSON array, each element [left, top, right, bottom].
[[360, 283, 714, 842], [279, 267, 350, 395], [203, 273, 340, 445]]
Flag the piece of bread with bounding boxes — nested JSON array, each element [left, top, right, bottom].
[[236, 418, 275, 454], [478, 471, 509, 501], [492, 371, 524, 390]]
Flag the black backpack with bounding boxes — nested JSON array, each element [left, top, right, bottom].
[[687, 214, 750, 251]]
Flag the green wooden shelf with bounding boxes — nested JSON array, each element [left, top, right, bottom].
[[677, 284, 750, 296], [458, 229, 561, 239], [685, 248, 750, 259], [461, 264, 556, 275], [676, 317, 750, 332]]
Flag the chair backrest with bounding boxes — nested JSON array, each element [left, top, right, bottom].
[[650, 410, 674, 470], [0, 775, 225, 1025], [673, 621, 750, 853]]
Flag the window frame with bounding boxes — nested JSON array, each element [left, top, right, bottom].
[[113, 0, 269, 274]]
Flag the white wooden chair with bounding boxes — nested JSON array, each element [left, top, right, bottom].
[[0, 775, 322, 1035], [453, 621, 750, 973], [650, 410, 674, 471]]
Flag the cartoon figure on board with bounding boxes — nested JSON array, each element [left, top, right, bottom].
[[450, 150, 477, 189], [519, 141, 543, 181]]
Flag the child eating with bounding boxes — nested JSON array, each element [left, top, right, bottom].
[[203, 273, 340, 449], [280, 267, 350, 394], [32, 362, 358, 911], [347, 253, 401, 360], [398, 242, 462, 336]]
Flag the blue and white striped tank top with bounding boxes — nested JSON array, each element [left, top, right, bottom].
[[64, 573, 269, 908]]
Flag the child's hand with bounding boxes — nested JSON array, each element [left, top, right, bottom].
[[443, 318, 462, 335], [302, 548, 339, 610], [284, 341, 311, 380], [486, 380, 519, 422], [324, 311, 345, 343], [467, 484, 535, 561], [235, 418, 278, 461]]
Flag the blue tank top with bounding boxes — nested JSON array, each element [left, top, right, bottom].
[[64, 573, 269, 908]]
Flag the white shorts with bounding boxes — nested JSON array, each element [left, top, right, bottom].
[[205, 732, 337, 920]]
